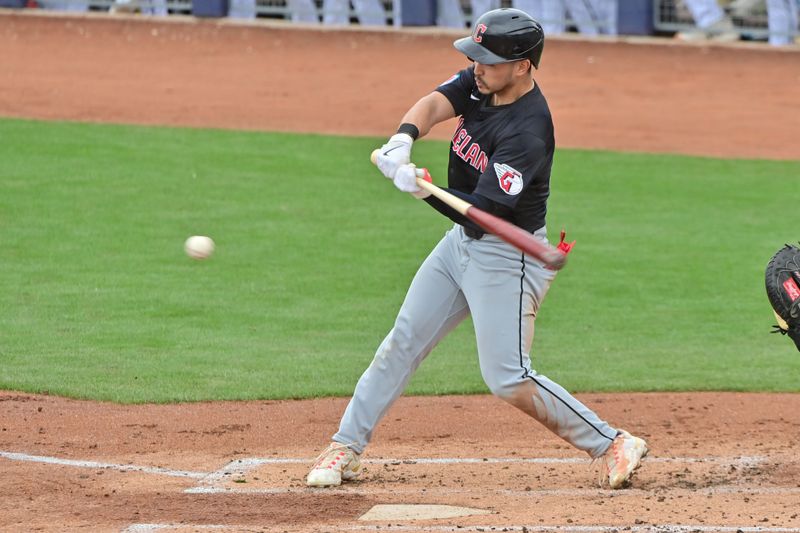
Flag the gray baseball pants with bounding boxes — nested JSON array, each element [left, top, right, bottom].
[[334, 224, 618, 458]]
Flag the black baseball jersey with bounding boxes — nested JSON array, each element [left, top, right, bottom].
[[434, 66, 554, 234]]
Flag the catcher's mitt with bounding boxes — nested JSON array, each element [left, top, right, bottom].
[[765, 243, 800, 351]]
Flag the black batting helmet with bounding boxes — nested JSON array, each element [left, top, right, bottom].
[[454, 8, 545, 68]]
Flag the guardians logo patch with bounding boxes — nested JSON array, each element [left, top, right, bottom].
[[494, 163, 523, 195]]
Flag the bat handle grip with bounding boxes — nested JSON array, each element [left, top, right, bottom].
[[370, 149, 428, 179]]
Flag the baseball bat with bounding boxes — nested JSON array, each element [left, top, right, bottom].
[[370, 150, 567, 270]]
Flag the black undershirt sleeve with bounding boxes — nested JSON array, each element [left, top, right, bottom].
[[423, 189, 511, 236]]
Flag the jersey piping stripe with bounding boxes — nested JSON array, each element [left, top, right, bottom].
[[526, 375, 616, 442], [516, 253, 615, 443], [518, 253, 526, 373]]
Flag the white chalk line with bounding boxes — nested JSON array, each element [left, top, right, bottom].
[[0, 450, 206, 479], [3, 451, 784, 532], [122, 524, 800, 533], [1, 450, 771, 485], [121, 525, 266, 533], [187, 453, 772, 490], [122, 525, 232, 532], [183, 484, 800, 496], [343, 526, 800, 533], [239, 455, 769, 465], [196, 458, 267, 485], [5, 450, 796, 532], [185, 453, 769, 492], [184, 454, 771, 494]]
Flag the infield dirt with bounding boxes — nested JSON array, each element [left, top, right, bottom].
[[1, 12, 799, 532]]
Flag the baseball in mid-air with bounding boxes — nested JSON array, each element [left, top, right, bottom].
[[184, 235, 215, 260]]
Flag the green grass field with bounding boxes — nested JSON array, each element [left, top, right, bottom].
[[1, 118, 798, 402]]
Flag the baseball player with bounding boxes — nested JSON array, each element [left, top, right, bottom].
[[763, 0, 798, 46], [676, 0, 740, 42], [680, 0, 800, 45], [307, 8, 647, 490]]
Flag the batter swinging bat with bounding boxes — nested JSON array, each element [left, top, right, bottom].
[[370, 151, 567, 270]]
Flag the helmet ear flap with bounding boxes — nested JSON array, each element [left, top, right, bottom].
[[531, 39, 544, 68]]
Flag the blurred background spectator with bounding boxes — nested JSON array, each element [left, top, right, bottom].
[[758, 0, 798, 45], [7, 0, 798, 46], [437, 0, 617, 34], [321, 0, 385, 24], [675, 0, 743, 41], [230, 0, 385, 24], [37, 0, 89, 11], [521, 0, 618, 35], [109, 0, 168, 15], [674, 0, 797, 45], [228, 0, 256, 18]]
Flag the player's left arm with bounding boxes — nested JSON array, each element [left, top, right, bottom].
[[474, 131, 548, 208], [415, 132, 547, 233], [396, 131, 546, 229], [421, 187, 510, 233]]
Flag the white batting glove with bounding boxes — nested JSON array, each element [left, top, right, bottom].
[[393, 164, 431, 199], [375, 133, 413, 180]]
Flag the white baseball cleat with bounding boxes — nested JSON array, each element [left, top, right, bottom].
[[306, 442, 362, 487], [599, 430, 648, 489]]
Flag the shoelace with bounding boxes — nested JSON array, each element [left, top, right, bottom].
[[592, 436, 623, 488], [311, 442, 357, 470], [591, 456, 610, 488]]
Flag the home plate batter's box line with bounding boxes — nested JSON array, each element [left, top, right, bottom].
[[0, 451, 207, 479], [189, 454, 769, 488], [345, 527, 800, 533], [0, 450, 774, 485], [347, 526, 800, 533], [194, 454, 768, 479], [122, 524, 800, 533], [184, 484, 800, 496]]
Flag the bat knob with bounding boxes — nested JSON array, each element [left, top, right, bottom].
[[546, 250, 568, 271]]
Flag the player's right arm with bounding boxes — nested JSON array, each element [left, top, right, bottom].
[[399, 91, 456, 139], [374, 91, 455, 183], [374, 67, 474, 184]]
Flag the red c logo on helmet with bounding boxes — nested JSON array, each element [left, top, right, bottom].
[[474, 24, 487, 43]]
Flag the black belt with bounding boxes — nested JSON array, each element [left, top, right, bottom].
[[463, 226, 485, 240]]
